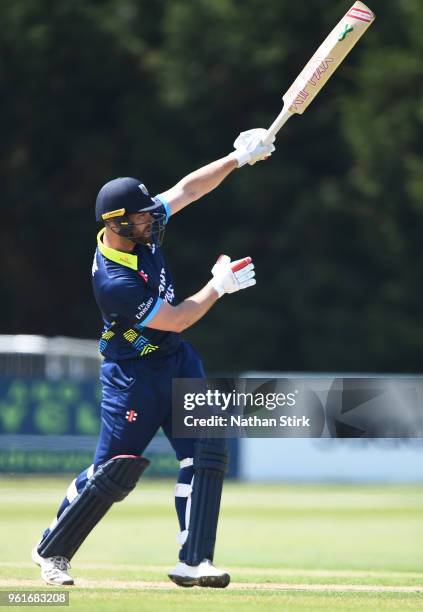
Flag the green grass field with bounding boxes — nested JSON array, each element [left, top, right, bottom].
[[0, 477, 422, 610]]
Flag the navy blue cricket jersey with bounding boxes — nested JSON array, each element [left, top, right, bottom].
[[91, 196, 181, 360]]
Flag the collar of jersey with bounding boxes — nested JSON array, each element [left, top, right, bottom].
[[97, 228, 138, 270]]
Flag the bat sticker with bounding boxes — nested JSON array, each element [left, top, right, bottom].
[[338, 24, 354, 41]]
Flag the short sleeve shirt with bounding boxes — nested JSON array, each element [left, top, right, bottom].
[[91, 197, 180, 360]]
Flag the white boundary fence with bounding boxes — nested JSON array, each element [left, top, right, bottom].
[[239, 372, 423, 482], [0, 335, 100, 379]]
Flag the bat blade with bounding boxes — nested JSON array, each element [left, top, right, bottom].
[[263, 2, 375, 143], [284, 1, 375, 114]]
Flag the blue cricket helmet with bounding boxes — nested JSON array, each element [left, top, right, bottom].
[[96, 177, 156, 222], [95, 177, 166, 245]]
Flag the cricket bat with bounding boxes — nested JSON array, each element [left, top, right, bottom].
[[263, 1, 375, 145]]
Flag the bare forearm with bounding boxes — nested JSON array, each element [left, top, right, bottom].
[[177, 155, 237, 203], [145, 256, 255, 333], [146, 282, 220, 333], [173, 282, 219, 331]]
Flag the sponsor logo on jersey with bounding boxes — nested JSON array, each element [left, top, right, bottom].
[[138, 269, 149, 282], [164, 285, 175, 303], [135, 296, 154, 320], [158, 267, 175, 303]]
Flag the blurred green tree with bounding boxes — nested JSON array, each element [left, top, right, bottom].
[[0, 0, 421, 372]]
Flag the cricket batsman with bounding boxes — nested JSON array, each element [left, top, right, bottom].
[[31, 129, 275, 588]]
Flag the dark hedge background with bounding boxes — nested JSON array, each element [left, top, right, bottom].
[[1, 0, 422, 373]]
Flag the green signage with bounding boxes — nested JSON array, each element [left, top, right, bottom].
[[0, 376, 178, 475], [0, 377, 100, 435]]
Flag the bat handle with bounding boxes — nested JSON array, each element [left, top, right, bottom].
[[262, 106, 293, 144]]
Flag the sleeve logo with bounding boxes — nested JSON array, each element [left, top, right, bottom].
[[135, 297, 154, 320]]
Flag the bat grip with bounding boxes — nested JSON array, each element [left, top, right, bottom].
[[262, 106, 293, 144]]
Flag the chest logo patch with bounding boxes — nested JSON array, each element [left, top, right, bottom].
[[138, 269, 149, 283]]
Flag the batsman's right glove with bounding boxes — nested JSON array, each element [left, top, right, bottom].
[[209, 254, 256, 298]]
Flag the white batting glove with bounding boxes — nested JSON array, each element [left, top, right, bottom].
[[230, 128, 276, 168], [210, 254, 256, 298]]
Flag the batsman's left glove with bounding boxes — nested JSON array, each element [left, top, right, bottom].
[[210, 254, 256, 298]]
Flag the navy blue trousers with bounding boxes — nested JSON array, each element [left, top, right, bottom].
[[94, 340, 203, 465], [42, 341, 203, 560]]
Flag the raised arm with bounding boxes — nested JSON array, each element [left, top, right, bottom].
[[157, 128, 276, 216]]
